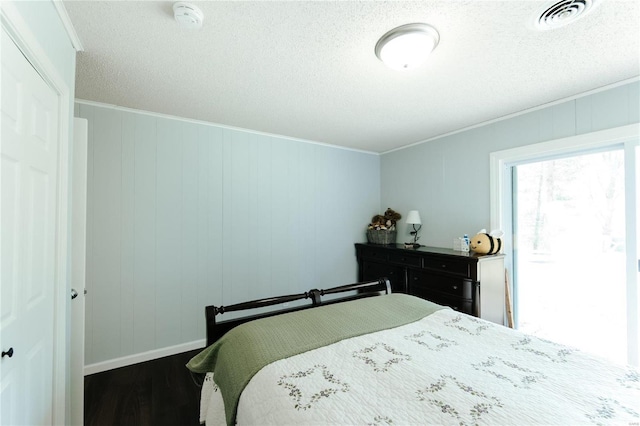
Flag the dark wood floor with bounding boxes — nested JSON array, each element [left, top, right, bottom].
[[84, 349, 202, 426]]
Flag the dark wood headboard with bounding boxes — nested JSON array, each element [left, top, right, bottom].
[[205, 278, 391, 346]]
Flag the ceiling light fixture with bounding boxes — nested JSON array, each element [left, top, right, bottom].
[[375, 23, 440, 71], [173, 2, 204, 30]]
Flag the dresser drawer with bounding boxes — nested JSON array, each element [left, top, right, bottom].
[[361, 261, 405, 293], [408, 269, 474, 299], [359, 246, 389, 262], [423, 257, 470, 277], [410, 288, 474, 315], [388, 252, 422, 267]]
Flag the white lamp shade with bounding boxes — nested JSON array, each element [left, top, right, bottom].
[[406, 210, 422, 225], [375, 23, 440, 70]]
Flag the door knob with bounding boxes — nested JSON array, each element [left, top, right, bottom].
[[2, 348, 14, 358], [71, 289, 78, 300]]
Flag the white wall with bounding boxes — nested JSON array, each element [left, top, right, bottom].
[[75, 102, 380, 366], [381, 81, 640, 248]]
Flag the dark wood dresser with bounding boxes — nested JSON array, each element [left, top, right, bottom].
[[355, 243, 505, 324]]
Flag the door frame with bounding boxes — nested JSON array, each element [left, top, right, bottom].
[[489, 123, 640, 365], [71, 117, 88, 425], [1, 3, 72, 423]]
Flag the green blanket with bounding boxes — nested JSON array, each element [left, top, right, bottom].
[[186, 293, 445, 425]]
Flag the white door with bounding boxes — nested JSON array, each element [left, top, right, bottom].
[[70, 118, 88, 426], [1, 28, 61, 425], [512, 149, 628, 364]]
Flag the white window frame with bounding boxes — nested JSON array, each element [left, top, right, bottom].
[[490, 123, 640, 366]]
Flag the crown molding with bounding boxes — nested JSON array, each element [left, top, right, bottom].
[[74, 98, 380, 156], [383, 76, 640, 155], [52, 0, 83, 52]]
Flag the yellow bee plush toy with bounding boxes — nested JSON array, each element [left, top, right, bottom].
[[469, 229, 503, 255]]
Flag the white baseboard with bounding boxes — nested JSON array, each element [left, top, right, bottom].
[[84, 339, 207, 376]]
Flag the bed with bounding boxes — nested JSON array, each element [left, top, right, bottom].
[[187, 278, 640, 425]]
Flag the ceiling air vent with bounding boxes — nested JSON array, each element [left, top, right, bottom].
[[534, 0, 599, 30]]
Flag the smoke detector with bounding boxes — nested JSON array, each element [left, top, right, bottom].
[[173, 2, 204, 30], [533, 0, 600, 30]]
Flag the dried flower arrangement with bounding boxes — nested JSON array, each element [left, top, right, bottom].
[[367, 208, 402, 230], [366, 208, 402, 244]]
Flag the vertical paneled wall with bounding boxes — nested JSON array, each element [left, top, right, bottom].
[[381, 81, 640, 249], [75, 103, 380, 365]]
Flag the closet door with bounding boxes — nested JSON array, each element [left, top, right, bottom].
[[1, 27, 61, 425]]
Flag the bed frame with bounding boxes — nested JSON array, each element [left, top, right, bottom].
[[205, 278, 391, 346]]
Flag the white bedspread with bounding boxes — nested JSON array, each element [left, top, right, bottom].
[[201, 309, 640, 425]]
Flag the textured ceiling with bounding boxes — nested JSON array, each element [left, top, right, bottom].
[[65, 0, 640, 153]]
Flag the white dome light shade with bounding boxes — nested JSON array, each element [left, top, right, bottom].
[[375, 23, 440, 70]]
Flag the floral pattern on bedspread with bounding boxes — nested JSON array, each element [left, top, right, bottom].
[[511, 335, 575, 363], [618, 369, 640, 390], [472, 356, 547, 388], [352, 343, 411, 372], [201, 309, 640, 425], [416, 374, 504, 425], [404, 330, 458, 351], [200, 373, 221, 424], [586, 397, 640, 425], [367, 414, 394, 425], [276, 364, 349, 411], [443, 314, 491, 335]]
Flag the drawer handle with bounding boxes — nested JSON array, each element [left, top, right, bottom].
[[413, 276, 418, 281], [441, 264, 447, 268], [452, 285, 458, 290]]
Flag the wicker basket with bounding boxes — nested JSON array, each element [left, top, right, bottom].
[[366, 229, 397, 245]]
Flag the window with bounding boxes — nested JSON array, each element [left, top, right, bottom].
[[513, 149, 626, 363], [490, 124, 639, 366]]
